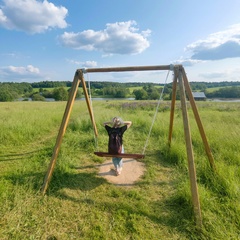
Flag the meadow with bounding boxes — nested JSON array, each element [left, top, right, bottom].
[[0, 99, 239, 239]]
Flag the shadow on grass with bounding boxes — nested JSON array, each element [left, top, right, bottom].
[[49, 170, 107, 193], [3, 168, 107, 196], [0, 146, 52, 162], [0, 150, 41, 162]]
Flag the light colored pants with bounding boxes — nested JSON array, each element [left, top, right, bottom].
[[112, 145, 124, 170]]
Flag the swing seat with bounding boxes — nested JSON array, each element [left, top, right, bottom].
[[94, 152, 145, 159]]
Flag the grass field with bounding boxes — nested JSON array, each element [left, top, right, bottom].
[[205, 85, 240, 93], [0, 100, 240, 239]]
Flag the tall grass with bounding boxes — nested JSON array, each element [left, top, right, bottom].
[[0, 100, 239, 239]]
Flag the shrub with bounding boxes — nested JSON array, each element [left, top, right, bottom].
[[32, 93, 45, 101], [0, 84, 18, 102], [53, 87, 68, 101]]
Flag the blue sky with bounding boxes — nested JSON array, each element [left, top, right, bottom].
[[1, 0, 240, 83]]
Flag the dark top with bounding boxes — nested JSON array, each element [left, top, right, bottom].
[[105, 125, 127, 145]]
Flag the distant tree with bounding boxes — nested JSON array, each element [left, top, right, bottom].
[[169, 87, 180, 100], [0, 90, 14, 102], [76, 89, 82, 98], [163, 85, 171, 94], [32, 93, 45, 101], [148, 88, 160, 100], [42, 90, 54, 98], [94, 89, 103, 96], [31, 81, 69, 88], [53, 87, 68, 101], [142, 85, 161, 99], [114, 87, 129, 98], [0, 84, 18, 102], [133, 89, 148, 100], [190, 82, 207, 91], [4, 82, 32, 95], [133, 86, 161, 100], [67, 88, 82, 98], [102, 86, 115, 96]]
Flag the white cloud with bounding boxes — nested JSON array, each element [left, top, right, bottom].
[[0, 65, 43, 81], [66, 59, 97, 68], [82, 61, 97, 68], [59, 20, 151, 55], [0, 0, 68, 33], [186, 24, 240, 60], [66, 59, 82, 65], [173, 58, 204, 66], [0, 9, 7, 22], [5, 65, 39, 74], [199, 67, 240, 81], [199, 71, 228, 79]]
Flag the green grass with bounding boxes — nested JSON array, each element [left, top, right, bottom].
[[0, 100, 240, 239], [205, 87, 222, 93]]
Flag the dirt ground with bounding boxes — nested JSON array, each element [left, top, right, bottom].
[[98, 158, 145, 186]]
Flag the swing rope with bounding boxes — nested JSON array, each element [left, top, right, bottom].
[[86, 72, 98, 151], [142, 70, 172, 155]]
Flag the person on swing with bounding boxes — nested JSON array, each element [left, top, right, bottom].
[[103, 117, 132, 176]]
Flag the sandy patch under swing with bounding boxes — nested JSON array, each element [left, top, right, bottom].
[[98, 158, 145, 186]]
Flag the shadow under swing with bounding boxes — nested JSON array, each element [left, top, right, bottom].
[[41, 64, 216, 229]]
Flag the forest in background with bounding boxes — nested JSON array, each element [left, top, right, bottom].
[[0, 80, 240, 102]]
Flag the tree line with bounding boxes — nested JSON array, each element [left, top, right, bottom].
[[0, 81, 239, 102]]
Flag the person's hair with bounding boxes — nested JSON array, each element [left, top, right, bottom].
[[112, 117, 123, 127]]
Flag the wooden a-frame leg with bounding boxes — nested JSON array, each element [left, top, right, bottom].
[[41, 71, 80, 194], [168, 69, 178, 146], [178, 69, 202, 228], [182, 69, 216, 171], [80, 73, 98, 138]]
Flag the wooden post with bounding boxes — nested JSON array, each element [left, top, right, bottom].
[[41, 71, 80, 194], [178, 68, 202, 228], [79, 70, 98, 138], [168, 69, 178, 146], [182, 69, 216, 171]]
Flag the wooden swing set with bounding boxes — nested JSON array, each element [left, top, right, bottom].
[[41, 64, 216, 228]]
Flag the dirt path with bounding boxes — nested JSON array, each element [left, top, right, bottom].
[[98, 158, 145, 186]]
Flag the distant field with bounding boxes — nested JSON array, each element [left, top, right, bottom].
[[205, 85, 240, 93], [128, 86, 143, 92], [205, 87, 221, 93], [0, 100, 239, 239]]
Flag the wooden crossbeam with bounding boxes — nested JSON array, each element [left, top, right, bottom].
[[80, 64, 174, 73]]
